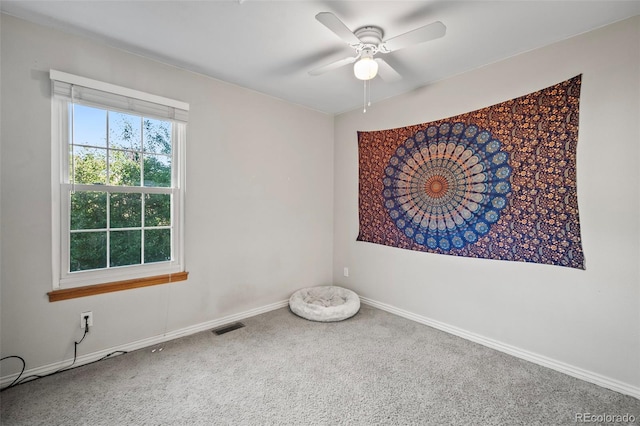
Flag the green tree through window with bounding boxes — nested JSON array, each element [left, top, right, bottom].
[[69, 106, 173, 272]]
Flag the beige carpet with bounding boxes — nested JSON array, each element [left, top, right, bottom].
[[1, 305, 639, 425]]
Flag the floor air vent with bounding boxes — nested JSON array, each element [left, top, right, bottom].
[[212, 322, 245, 335]]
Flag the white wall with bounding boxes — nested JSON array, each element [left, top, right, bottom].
[[0, 14, 334, 375], [333, 16, 639, 392]]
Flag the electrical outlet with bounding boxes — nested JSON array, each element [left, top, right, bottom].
[[80, 311, 93, 328], [343, 267, 349, 277]]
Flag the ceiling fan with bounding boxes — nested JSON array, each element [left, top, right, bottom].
[[309, 12, 446, 82]]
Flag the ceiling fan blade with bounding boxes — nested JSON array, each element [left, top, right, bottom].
[[383, 21, 446, 52], [375, 58, 402, 82], [315, 12, 361, 45], [309, 56, 359, 76]]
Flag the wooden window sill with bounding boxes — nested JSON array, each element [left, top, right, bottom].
[[48, 271, 188, 302]]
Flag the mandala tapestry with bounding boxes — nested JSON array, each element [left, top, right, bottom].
[[357, 75, 584, 269]]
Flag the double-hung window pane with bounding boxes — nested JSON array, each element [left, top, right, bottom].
[[68, 105, 174, 273]]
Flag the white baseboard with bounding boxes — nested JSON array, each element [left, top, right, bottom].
[[1, 299, 289, 388], [5, 297, 638, 401], [360, 296, 640, 400]]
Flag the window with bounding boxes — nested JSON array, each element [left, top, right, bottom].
[[50, 70, 188, 293]]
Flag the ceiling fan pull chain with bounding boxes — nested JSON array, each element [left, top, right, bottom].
[[363, 80, 373, 113], [363, 80, 367, 113]]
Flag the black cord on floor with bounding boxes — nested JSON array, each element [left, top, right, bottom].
[[0, 321, 127, 391], [0, 356, 26, 390]]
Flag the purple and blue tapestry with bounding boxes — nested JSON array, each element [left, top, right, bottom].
[[357, 76, 585, 269]]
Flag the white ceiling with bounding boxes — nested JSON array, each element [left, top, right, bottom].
[[2, 1, 639, 114]]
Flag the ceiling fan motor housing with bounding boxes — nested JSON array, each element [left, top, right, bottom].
[[354, 26, 384, 52]]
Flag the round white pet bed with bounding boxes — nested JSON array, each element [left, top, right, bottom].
[[289, 286, 360, 322]]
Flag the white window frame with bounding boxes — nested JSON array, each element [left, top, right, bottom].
[[50, 70, 188, 289]]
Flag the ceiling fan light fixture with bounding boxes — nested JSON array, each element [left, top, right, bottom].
[[354, 55, 378, 81]]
